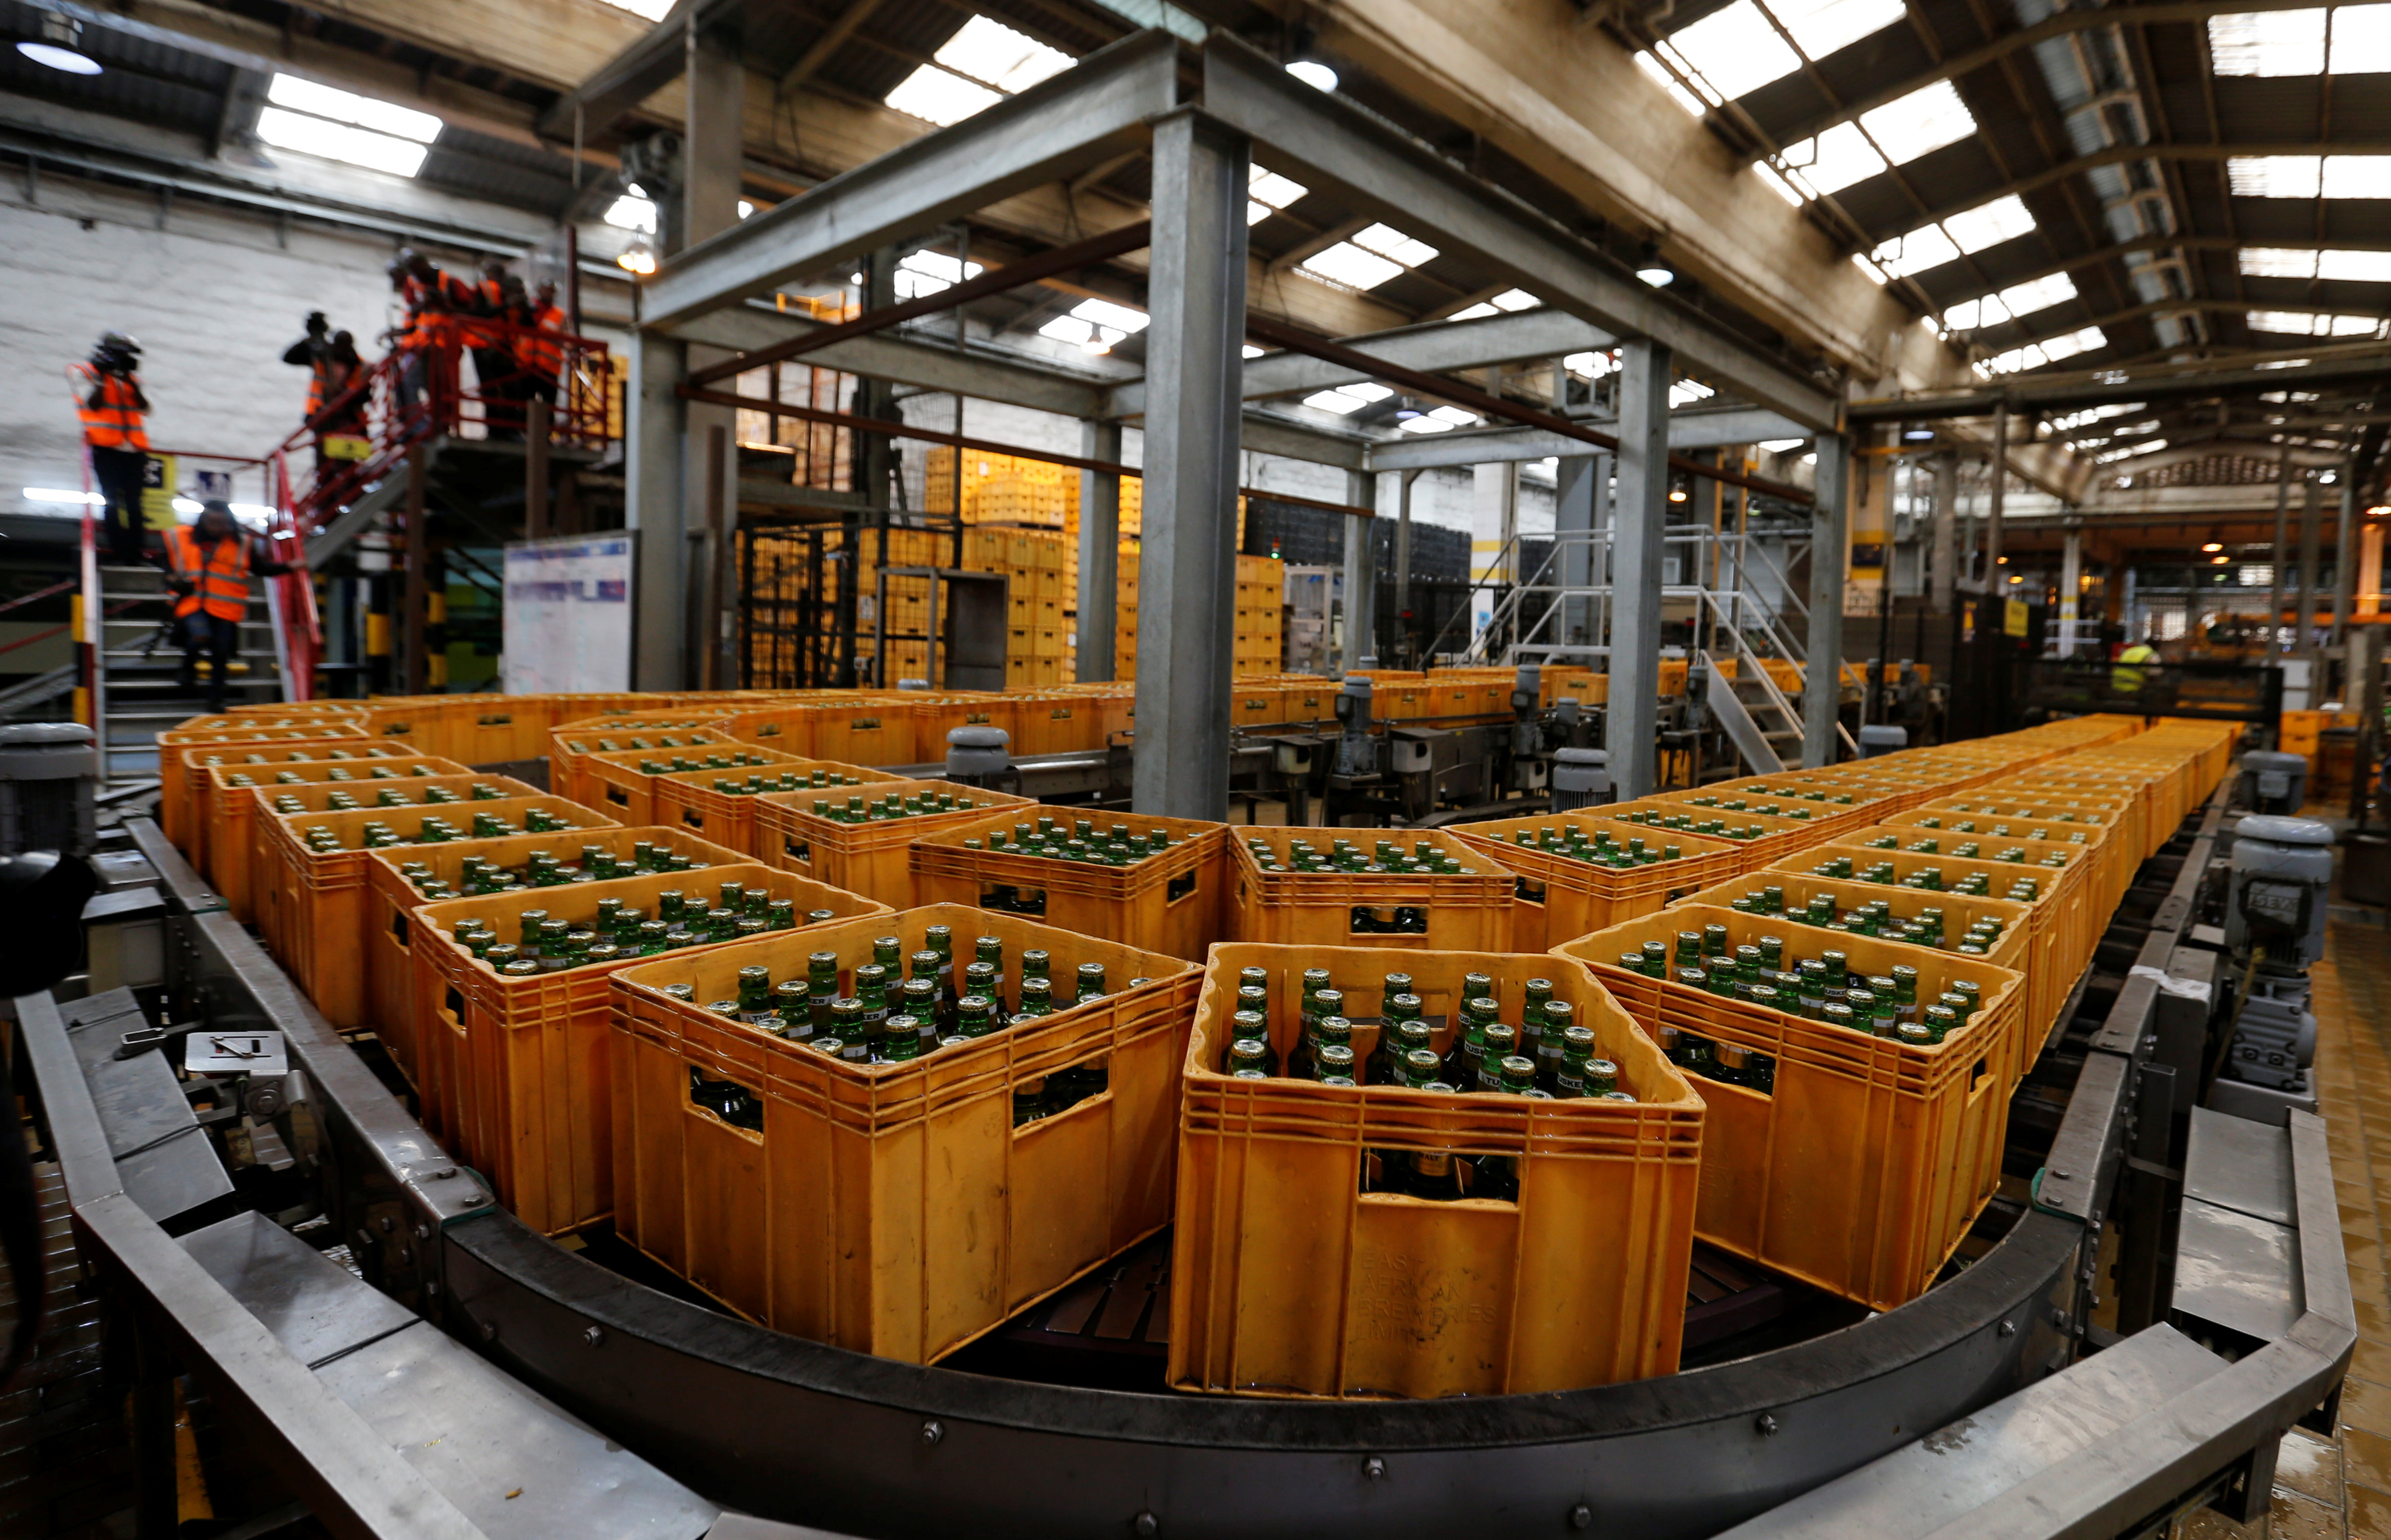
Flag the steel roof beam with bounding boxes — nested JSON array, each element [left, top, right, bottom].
[[1199, 34, 1841, 432], [1851, 346, 2391, 420], [1754, 0, 2354, 154], [536, 0, 742, 140], [1102, 305, 1622, 420], [637, 30, 1180, 333], [1363, 408, 1811, 471]]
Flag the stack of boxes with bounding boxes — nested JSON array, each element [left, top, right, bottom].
[[959, 528, 1072, 688], [1235, 555, 1284, 676]]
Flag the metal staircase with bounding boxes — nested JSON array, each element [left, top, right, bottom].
[[91, 561, 286, 780]]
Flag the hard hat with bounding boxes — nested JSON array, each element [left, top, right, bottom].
[[97, 331, 141, 356]]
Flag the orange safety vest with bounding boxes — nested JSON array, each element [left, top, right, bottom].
[[163, 525, 254, 621], [526, 304, 568, 376], [73, 362, 149, 451]]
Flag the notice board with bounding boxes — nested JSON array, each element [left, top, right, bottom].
[[502, 533, 635, 693]]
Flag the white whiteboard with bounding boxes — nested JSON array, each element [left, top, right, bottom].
[[501, 533, 635, 694]]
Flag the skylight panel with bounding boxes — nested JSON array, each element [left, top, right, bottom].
[[1489, 289, 1540, 311], [1859, 81, 1977, 160], [2242, 247, 2391, 280], [1999, 272, 2079, 318], [1352, 224, 1440, 267], [256, 107, 430, 178], [936, 16, 1071, 92], [1428, 406, 1479, 425], [1759, 438, 1807, 452], [1944, 296, 1990, 330], [2323, 156, 2391, 195], [1773, 0, 1909, 59], [1779, 122, 1888, 196], [2333, 6, 2391, 68], [1871, 223, 1960, 278], [1037, 297, 1151, 355], [1669, 379, 1717, 408], [1248, 167, 1310, 224], [1071, 297, 1150, 334], [604, 194, 658, 232], [2209, 9, 2326, 75], [2094, 438, 2167, 464], [1658, 2, 1803, 102], [1635, 50, 1712, 115], [592, 0, 673, 18], [1305, 389, 1372, 415], [2247, 310, 2388, 336], [2229, 156, 2320, 196], [885, 66, 1002, 126], [1299, 243, 1406, 291], [894, 250, 984, 300], [267, 74, 441, 142], [1399, 415, 1455, 433], [1564, 351, 1616, 377], [1943, 195, 2037, 255], [1449, 303, 1500, 320], [2040, 326, 2107, 364]]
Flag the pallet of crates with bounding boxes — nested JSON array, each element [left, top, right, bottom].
[[1881, 803, 2129, 921], [261, 790, 615, 1027], [608, 905, 1200, 1361], [1447, 814, 1741, 950], [156, 722, 376, 856], [908, 811, 1229, 963], [1428, 670, 1512, 723], [1170, 942, 1702, 1399], [2008, 768, 2163, 864], [188, 744, 438, 912], [365, 825, 751, 1087], [1767, 842, 2090, 1020], [215, 761, 465, 921], [1677, 870, 2046, 1084], [413, 862, 886, 1235], [1592, 799, 1847, 875], [755, 780, 1033, 908], [1553, 906, 2025, 1312], [1225, 828, 1518, 952]]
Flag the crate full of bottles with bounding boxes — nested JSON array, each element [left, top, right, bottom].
[[1677, 873, 2045, 1081], [1908, 798, 2130, 913], [253, 776, 542, 981], [1446, 812, 1741, 951], [413, 865, 886, 1235], [1553, 904, 2026, 1312], [1598, 796, 1850, 872], [608, 904, 1201, 1363], [262, 792, 617, 1028], [158, 721, 373, 854], [1226, 827, 1517, 952], [561, 730, 752, 821], [204, 753, 465, 921], [715, 698, 921, 767], [364, 826, 753, 1086], [908, 811, 1228, 963], [755, 779, 1035, 909], [1773, 843, 2093, 1013], [645, 747, 841, 854], [550, 712, 734, 791], [1839, 827, 2092, 965], [1169, 942, 1702, 1400]]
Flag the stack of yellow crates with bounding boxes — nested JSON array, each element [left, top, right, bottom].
[[959, 528, 1070, 688], [1235, 554, 1283, 676]]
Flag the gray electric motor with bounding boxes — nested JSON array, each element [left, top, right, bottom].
[[0, 721, 97, 857], [1858, 724, 1909, 758], [2221, 970, 2318, 1092], [1333, 675, 1376, 779], [2224, 813, 2334, 965], [1551, 748, 1612, 811], [2237, 750, 2308, 815], [944, 725, 1012, 787]]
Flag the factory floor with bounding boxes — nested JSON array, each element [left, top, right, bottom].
[[2181, 919, 2391, 1538]]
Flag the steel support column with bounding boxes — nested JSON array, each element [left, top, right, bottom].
[[1343, 470, 1380, 669], [627, 327, 690, 690], [1078, 419, 1123, 682], [2298, 475, 2323, 675], [1554, 454, 1598, 650], [1931, 451, 1958, 615], [1606, 338, 1670, 799], [2060, 528, 2083, 657], [1131, 110, 1248, 820], [681, 23, 745, 253], [1472, 459, 1518, 647], [1804, 431, 1852, 767]]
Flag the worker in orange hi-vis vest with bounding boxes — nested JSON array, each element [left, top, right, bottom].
[[69, 330, 152, 566], [523, 278, 569, 423], [160, 500, 296, 711]]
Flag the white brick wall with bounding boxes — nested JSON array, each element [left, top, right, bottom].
[[0, 174, 414, 513]]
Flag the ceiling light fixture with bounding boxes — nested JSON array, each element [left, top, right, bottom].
[[2213, 554, 2231, 565], [18, 15, 101, 74], [1902, 428, 1935, 442], [1668, 488, 1689, 503], [616, 238, 657, 276], [1285, 60, 1338, 91], [1635, 240, 1675, 287]]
